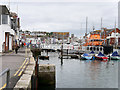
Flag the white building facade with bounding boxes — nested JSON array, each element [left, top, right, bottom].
[[0, 5, 14, 52]]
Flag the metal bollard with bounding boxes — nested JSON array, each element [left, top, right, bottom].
[[6, 70, 10, 88], [0, 68, 10, 88]]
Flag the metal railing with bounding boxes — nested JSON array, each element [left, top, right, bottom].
[[0, 68, 10, 88]]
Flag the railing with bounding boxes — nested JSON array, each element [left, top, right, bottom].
[[0, 68, 10, 88], [82, 46, 103, 54], [30, 44, 106, 54], [30, 44, 78, 50]]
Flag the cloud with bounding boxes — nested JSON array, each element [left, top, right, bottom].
[[1, 0, 119, 3], [1, 0, 118, 37]]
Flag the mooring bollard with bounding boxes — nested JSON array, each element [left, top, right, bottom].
[[47, 50, 48, 56], [38, 64, 55, 89], [35, 56, 39, 90], [61, 44, 63, 65], [67, 49, 68, 59], [0, 68, 10, 88]]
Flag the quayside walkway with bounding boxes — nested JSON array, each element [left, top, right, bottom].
[[0, 48, 29, 89]]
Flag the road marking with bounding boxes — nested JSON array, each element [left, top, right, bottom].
[[18, 60, 29, 76], [14, 59, 27, 76], [0, 58, 29, 89], [8, 51, 13, 55], [0, 83, 6, 89]]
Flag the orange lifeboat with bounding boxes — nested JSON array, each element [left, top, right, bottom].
[[84, 34, 104, 46]]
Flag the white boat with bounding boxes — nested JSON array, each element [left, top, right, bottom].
[[110, 51, 120, 60], [81, 53, 92, 60]]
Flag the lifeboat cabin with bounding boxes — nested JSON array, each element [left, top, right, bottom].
[[84, 34, 104, 46]]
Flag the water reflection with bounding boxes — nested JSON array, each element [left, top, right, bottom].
[[39, 52, 118, 88]]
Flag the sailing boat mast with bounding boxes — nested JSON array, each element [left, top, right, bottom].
[[8, 0, 10, 11], [93, 25, 95, 46], [86, 17, 88, 44], [115, 19, 117, 48], [101, 18, 105, 45]]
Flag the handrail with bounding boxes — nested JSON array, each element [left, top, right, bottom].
[[0, 68, 10, 88]]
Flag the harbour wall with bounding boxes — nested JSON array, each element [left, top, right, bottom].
[[14, 50, 55, 90]]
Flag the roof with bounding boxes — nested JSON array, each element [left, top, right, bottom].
[[10, 12, 18, 18], [0, 5, 10, 15]]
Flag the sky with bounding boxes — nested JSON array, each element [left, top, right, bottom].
[[0, 0, 119, 37]]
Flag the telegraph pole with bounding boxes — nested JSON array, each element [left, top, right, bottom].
[[92, 25, 95, 46], [101, 18, 102, 39]]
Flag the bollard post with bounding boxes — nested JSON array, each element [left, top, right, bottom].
[[61, 44, 63, 65], [79, 50, 81, 60], [67, 49, 68, 59], [35, 56, 38, 90], [0, 68, 10, 89], [6, 70, 10, 88], [47, 50, 48, 56]]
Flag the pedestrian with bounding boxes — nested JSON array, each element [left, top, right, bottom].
[[27, 43, 29, 48], [22, 42, 24, 47], [15, 45, 18, 54]]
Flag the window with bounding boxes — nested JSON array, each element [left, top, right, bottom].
[[2, 15, 8, 24]]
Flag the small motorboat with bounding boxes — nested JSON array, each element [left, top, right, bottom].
[[89, 51, 95, 56], [81, 53, 92, 60], [110, 51, 120, 60], [39, 55, 49, 60], [95, 52, 108, 60]]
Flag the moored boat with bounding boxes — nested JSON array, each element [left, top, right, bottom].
[[95, 52, 108, 60], [89, 51, 95, 56], [110, 51, 120, 60], [83, 34, 104, 46], [81, 53, 92, 60]]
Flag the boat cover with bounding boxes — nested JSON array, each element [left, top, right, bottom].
[[83, 53, 89, 56], [98, 52, 104, 56], [112, 51, 120, 56], [89, 51, 95, 54]]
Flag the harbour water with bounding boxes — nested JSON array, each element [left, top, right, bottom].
[[39, 52, 118, 88]]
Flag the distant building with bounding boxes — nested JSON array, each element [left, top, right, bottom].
[[71, 34, 74, 38], [10, 12, 20, 45], [106, 28, 120, 46], [83, 28, 120, 47], [51, 32, 69, 40]]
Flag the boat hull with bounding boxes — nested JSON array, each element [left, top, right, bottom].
[[81, 56, 92, 60], [89, 54, 95, 56], [110, 56, 120, 60], [95, 56, 108, 60]]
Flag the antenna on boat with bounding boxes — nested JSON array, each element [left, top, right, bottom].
[[101, 18, 102, 40], [93, 26, 95, 31], [101, 17, 105, 45], [86, 17, 88, 44], [86, 17, 88, 35]]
